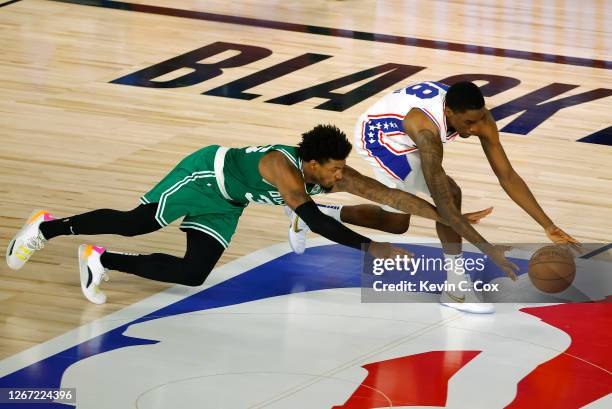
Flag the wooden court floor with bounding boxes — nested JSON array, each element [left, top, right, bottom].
[[0, 0, 610, 360]]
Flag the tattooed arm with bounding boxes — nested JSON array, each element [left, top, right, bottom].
[[334, 156, 483, 234], [404, 109, 518, 278], [412, 129, 489, 243], [332, 165, 492, 226], [261, 151, 412, 259], [332, 166, 443, 223]]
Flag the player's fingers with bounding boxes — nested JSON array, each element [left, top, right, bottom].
[[393, 247, 413, 259], [497, 245, 513, 253], [466, 211, 489, 224], [403, 249, 415, 258], [568, 242, 583, 253], [476, 207, 493, 217], [505, 267, 518, 281], [555, 235, 582, 252], [472, 207, 492, 215], [556, 242, 581, 255]]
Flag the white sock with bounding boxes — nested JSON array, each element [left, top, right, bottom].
[[443, 252, 465, 284], [317, 204, 343, 222]]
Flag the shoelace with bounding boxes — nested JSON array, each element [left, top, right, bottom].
[[102, 270, 110, 282], [25, 233, 46, 251]]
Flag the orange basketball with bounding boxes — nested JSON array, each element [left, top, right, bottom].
[[528, 245, 576, 293]]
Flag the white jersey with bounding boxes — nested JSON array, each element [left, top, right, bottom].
[[356, 81, 458, 181]]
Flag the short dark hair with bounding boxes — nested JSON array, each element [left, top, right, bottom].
[[297, 124, 352, 164], [446, 81, 485, 113]]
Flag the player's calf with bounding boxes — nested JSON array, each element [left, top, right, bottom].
[[379, 211, 410, 234]]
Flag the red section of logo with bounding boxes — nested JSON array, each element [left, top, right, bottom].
[[506, 300, 612, 408], [332, 351, 480, 408], [332, 300, 611, 408]]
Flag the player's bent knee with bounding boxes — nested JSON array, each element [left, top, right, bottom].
[[182, 271, 209, 287], [181, 263, 214, 286], [184, 277, 206, 287]]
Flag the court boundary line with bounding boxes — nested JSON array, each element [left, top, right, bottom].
[[47, 0, 611, 69]]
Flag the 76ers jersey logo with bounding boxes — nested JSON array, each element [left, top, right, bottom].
[[361, 114, 415, 180]]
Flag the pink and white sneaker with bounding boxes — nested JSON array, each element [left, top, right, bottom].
[[6, 210, 55, 270], [78, 244, 109, 305]]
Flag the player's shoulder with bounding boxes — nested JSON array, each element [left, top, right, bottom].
[[268, 143, 295, 153], [261, 146, 300, 169], [269, 145, 300, 165], [390, 81, 448, 101], [402, 82, 448, 131], [379, 82, 446, 116]]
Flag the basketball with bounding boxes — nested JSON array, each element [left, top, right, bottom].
[[528, 245, 576, 293]]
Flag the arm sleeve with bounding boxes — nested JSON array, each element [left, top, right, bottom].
[[295, 201, 371, 251]]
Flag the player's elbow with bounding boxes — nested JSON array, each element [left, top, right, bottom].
[[497, 169, 519, 188]]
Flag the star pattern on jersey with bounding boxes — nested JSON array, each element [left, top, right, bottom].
[[362, 116, 411, 180], [364, 117, 404, 146]]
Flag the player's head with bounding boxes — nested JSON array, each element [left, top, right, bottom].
[[444, 81, 486, 138], [297, 124, 352, 188]]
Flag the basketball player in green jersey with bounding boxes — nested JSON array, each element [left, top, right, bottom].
[[8, 124, 501, 304]]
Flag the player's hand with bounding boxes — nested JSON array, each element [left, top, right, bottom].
[[487, 245, 519, 281], [367, 242, 414, 259], [464, 207, 493, 224], [545, 225, 581, 252]]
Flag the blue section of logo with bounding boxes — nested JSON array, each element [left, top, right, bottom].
[[362, 116, 412, 180], [0, 244, 527, 408]]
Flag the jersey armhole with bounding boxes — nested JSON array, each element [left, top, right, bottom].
[[270, 149, 326, 195], [412, 107, 442, 136], [271, 147, 301, 171], [261, 148, 302, 188]]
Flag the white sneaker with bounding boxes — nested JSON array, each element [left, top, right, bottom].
[[79, 244, 109, 304], [284, 206, 310, 254], [439, 277, 495, 314], [6, 210, 55, 270]]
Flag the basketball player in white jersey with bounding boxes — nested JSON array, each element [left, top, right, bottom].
[[286, 81, 579, 314]]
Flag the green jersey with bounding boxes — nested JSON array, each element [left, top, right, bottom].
[[219, 144, 325, 205], [141, 144, 326, 248]]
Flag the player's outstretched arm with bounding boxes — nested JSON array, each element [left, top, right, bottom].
[[405, 110, 519, 278], [260, 152, 412, 259], [332, 166, 441, 221], [413, 130, 487, 242], [332, 166, 493, 226], [478, 111, 580, 249]]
